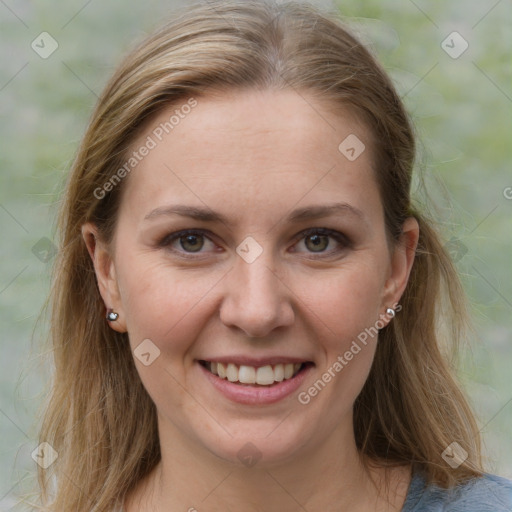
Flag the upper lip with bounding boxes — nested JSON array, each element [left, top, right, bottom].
[[198, 356, 314, 366]]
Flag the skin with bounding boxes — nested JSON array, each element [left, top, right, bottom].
[[83, 88, 419, 511]]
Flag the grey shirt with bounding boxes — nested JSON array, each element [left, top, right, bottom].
[[402, 471, 512, 511]]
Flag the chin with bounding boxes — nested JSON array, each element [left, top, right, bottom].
[[196, 420, 313, 469]]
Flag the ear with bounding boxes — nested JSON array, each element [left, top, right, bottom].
[[381, 217, 420, 315], [81, 222, 127, 333]]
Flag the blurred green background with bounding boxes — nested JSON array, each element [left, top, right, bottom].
[[0, 0, 510, 508]]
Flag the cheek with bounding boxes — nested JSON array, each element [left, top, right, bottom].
[[117, 258, 221, 354], [116, 260, 220, 418], [299, 262, 385, 342], [295, 265, 384, 407]]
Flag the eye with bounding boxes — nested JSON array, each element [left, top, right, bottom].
[[159, 229, 218, 257], [292, 228, 350, 257]]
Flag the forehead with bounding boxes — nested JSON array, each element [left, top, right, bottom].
[[119, 88, 379, 223]]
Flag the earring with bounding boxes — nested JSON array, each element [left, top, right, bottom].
[[385, 307, 396, 318], [106, 309, 119, 321]]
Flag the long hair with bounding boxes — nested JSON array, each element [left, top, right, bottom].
[[37, 1, 483, 510]]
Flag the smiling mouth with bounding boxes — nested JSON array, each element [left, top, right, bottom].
[[199, 360, 314, 386]]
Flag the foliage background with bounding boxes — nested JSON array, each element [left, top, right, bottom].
[[0, 0, 510, 509]]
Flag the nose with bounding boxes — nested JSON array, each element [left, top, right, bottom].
[[219, 250, 295, 338]]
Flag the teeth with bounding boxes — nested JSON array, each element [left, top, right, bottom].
[[205, 361, 304, 385], [274, 363, 284, 382], [217, 362, 227, 379], [256, 365, 275, 385], [238, 365, 256, 384], [226, 363, 238, 382]]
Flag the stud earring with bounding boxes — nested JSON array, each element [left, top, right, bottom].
[[106, 309, 119, 322], [385, 307, 396, 318]]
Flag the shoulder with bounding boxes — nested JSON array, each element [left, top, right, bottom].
[[402, 472, 512, 511]]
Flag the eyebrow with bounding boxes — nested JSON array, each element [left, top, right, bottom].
[[144, 202, 366, 226]]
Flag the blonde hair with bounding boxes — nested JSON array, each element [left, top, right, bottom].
[[37, 1, 483, 510]]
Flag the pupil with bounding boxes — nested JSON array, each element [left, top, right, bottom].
[[181, 235, 203, 252], [306, 234, 328, 252]]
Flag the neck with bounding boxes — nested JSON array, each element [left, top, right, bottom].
[[126, 416, 411, 512]]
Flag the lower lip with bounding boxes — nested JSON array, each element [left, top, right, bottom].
[[198, 362, 314, 405]]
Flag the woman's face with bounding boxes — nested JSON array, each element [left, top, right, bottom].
[[85, 89, 417, 466]]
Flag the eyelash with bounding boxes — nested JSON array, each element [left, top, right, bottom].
[[158, 228, 351, 260]]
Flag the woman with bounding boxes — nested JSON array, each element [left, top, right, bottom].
[[36, 1, 512, 511]]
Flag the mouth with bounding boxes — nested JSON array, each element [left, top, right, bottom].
[[198, 360, 314, 387]]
